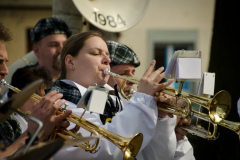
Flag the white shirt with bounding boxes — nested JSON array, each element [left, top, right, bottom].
[[53, 80, 158, 160], [53, 80, 194, 160], [105, 84, 195, 160]]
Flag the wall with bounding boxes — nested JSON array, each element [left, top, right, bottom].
[[0, 0, 215, 78], [119, 0, 215, 78], [0, 9, 51, 67]]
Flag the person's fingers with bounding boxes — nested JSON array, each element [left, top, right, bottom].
[[154, 91, 160, 97], [158, 110, 168, 118], [34, 90, 56, 110], [179, 117, 191, 124], [41, 90, 57, 102], [154, 92, 165, 101], [37, 90, 61, 110], [141, 60, 156, 79], [48, 99, 66, 115], [55, 109, 72, 124], [155, 92, 174, 103], [154, 95, 164, 101], [176, 115, 181, 124], [158, 79, 174, 90], [175, 126, 188, 136], [69, 125, 81, 134], [175, 132, 185, 141], [177, 99, 187, 108], [164, 97, 172, 104], [50, 93, 64, 104], [175, 123, 188, 141], [167, 113, 174, 118], [157, 100, 174, 118], [160, 92, 165, 96], [148, 67, 165, 83], [40, 93, 64, 116], [171, 96, 177, 104], [46, 93, 64, 110], [57, 119, 70, 128], [153, 80, 173, 94], [158, 109, 174, 118]]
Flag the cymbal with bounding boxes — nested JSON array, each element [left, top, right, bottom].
[[0, 79, 43, 122], [9, 136, 98, 160]]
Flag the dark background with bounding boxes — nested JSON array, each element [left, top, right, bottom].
[[187, 0, 240, 159]]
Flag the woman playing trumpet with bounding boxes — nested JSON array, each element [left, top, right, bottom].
[[45, 31, 182, 160]]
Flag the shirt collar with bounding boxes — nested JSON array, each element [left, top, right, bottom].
[[61, 79, 87, 95]]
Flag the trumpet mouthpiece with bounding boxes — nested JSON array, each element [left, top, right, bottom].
[[104, 69, 110, 75], [104, 69, 114, 76], [0, 79, 6, 86]]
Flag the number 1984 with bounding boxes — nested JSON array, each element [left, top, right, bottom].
[[93, 12, 126, 28]]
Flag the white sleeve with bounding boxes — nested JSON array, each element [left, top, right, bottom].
[[139, 115, 177, 160], [53, 92, 158, 160], [174, 136, 195, 160]]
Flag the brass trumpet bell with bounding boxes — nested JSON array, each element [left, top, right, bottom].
[[207, 90, 231, 123], [161, 88, 231, 124]]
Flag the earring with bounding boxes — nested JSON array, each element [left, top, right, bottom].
[[70, 65, 74, 69]]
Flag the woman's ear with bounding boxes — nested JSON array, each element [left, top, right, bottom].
[[65, 55, 75, 70]]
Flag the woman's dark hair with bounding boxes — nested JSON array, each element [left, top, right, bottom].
[[60, 30, 106, 79], [8, 65, 53, 98]]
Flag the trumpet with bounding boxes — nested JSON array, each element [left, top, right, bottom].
[[0, 79, 143, 160], [104, 69, 232, 139], [216, 120, 240, 135]]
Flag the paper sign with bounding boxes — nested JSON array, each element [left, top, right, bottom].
[[77, 86, 96, 109], [203, 72, 215, 95], [164, 51, 179, 79], [165, 50, 201, 79], [175, 58, 201, 80], [196, 72, 215, 96], [86, 89, 108, 114]]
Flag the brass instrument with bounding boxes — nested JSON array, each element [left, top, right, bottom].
[[104, 69, 232, 139], [214, 118, 240, 135], [0, 79, 143, 160]]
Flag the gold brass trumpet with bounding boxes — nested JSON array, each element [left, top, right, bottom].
[[216, 120, 240, 135], [104, 69, 232, 139], [0, 79, 143, 160]]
